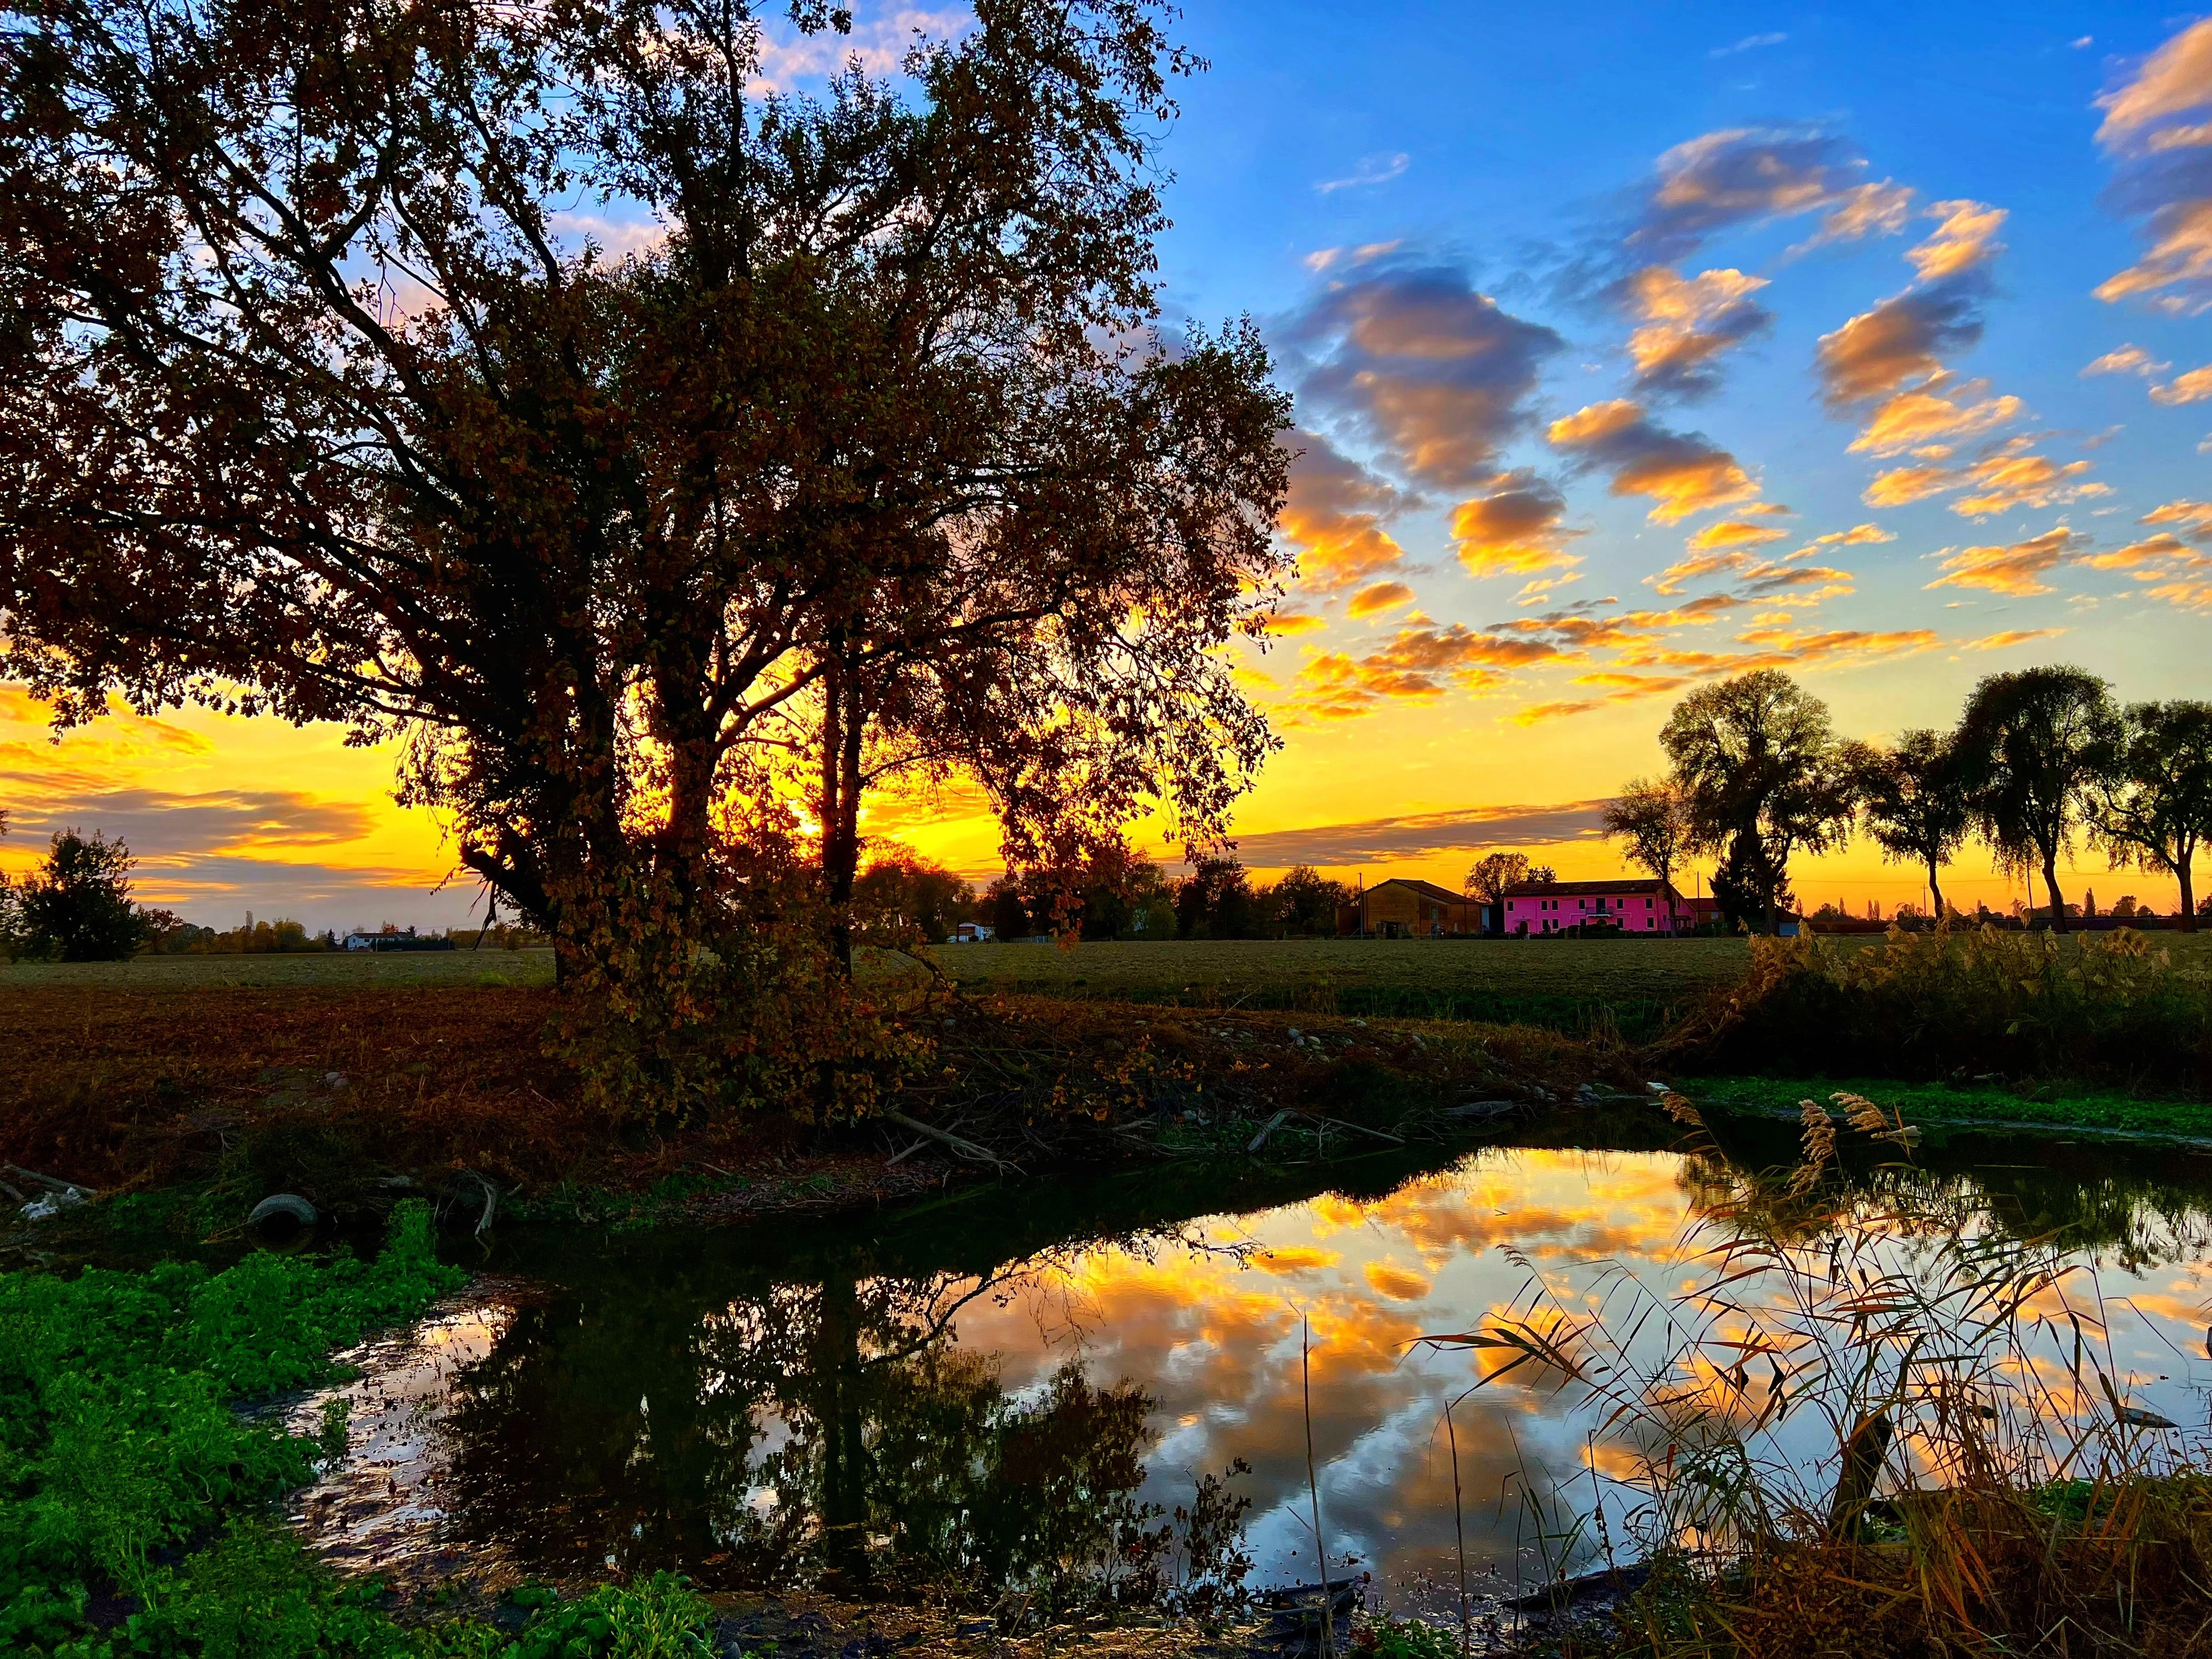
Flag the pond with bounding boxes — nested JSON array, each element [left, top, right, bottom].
[[288, 1114, 2212, 1621]]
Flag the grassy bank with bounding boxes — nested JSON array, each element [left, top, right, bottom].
[[1681, 1074, 2212, 1141]]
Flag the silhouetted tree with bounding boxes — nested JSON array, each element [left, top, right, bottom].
[[1599, 779, 1694, 933], [1854, 730, 1972, 921], [1953, 667, 2120, 935], [0, 0, 1289, 1096], [2090, 699, 2212, 933], [852, 853, 973, 947], [1463, 851, 1534, 937], [1265, 865, 1348, 937], [985, 877, 1032, 942], [15, 829, 146, 961], [1174, 857, 1254, 939], [1661, 671, 1857, 935]]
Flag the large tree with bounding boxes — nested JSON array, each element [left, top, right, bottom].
[[1599, 778, 1693, 933], [1660, 671, 1857, 935], [1953, 667, 2119, 935], [1853, 730, 1971, 921], [1464, 851, 1532, 937], [0, 0, 1289, 1058], [2090, 700, 2212, 933]]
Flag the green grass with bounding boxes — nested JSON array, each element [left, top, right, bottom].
[[881, 936, 1753, 1040], [1682, 1073, 2212, 1141], [0, 948, 557, 990]]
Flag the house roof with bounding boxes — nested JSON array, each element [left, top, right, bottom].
[[1501, 877, 1682, 899], [1362, 877, 1468, 906]]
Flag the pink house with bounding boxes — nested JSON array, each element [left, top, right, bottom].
[[1503, 877, 1687, 935]]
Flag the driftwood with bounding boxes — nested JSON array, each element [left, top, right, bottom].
[[1247, 1110, 1291, 1153]]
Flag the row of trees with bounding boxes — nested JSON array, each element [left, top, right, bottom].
[[1589, 667, 2212, 935]]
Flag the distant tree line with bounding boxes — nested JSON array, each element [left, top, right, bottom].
[[1583, 666, 2212, 936]]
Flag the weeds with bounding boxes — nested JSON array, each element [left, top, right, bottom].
[[1690, 921, 2212, 1091], [1422, 1093, 2212, 1655]]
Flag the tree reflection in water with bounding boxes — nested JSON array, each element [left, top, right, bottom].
[[432, 1254, 1244, 1610]]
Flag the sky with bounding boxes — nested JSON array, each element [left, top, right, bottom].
[[5, 3, 2211, 929]]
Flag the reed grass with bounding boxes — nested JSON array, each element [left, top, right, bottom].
[[1422, 1090, 2212, 1656]]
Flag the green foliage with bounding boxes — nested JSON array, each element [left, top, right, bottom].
[[13, 831, 147, 963], [1702, 923, 2212, 1089], [0, 1201, 464, 1652], [1355, 1616, 1459, 1659]]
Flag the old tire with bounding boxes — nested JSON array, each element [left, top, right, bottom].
[[247, 1193, 319, 1251]]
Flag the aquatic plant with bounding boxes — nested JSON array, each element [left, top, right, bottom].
[[1421, 1094, 2212, 1655]]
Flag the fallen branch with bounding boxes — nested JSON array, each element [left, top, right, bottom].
[[1308, 1114, 1404, 1146], [882, 1110, 1019, 1173], [1247, 1109, 1291, 1154], [5, 1163, 96, 1197]]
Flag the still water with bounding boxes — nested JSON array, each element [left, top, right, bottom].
[[295, 1121, 2212, 1614]]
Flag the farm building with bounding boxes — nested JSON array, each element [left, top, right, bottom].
[[1336, 878, 1480, 938], [1502, 877, 1688, 935]]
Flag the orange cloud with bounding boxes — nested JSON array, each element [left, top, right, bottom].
[[1362, 1261, 1432, 1301], [2149, 363, 2212, 404], [2093, 21, 2212, 306], [1961, 628, 2068, 651], [1792, 524, 1895, 557], [2141, 499, 2212, 539], [1624, 265, 1771, 394], [1279, 430, 1410, 593], [1547, 399, 1759, 522], [1905, 199, 2007, 281], [1848, 381, 2022, 456], [1292, 266, 1563, 487], [1686, 518, 1789, 551], [1283, 625, 1557, 722], [1864, 464, 1955, 506], [1923, 527, 2091, 596], [2082, 344, 2168, 377], [1863, 448, 2107, 518], [1790, 178, 1915, 252], [1450, 470, 1582, 577], [1346, 581, 1416, 619], [1816, 285, 1986, 405], [1259, 610, 1329, 636]]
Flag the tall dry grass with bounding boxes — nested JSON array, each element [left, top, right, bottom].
[[1425, 1091, 2212, 1656], [1684, 922, 2212, 1092]]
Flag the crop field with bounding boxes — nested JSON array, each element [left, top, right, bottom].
[[0, 946, 559, 990], [884, 935, 1756, 1038]]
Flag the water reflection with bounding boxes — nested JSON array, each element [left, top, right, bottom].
[[299, 1131, 2212, 1612]]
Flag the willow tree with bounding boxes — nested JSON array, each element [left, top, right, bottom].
[[1853, 730, 1971, 920], [2090, 700, 2212, 933], [0, 0, 1289, 1090], [1953, 667, 2118, 935], [1660, 671, 1858, 935]]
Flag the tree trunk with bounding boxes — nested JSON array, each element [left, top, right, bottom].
[[2042, 851, 2068, 934], [819, 647, 868, 978], [2180, 850, 2197, 935], [1926, 858, 1944, 923]]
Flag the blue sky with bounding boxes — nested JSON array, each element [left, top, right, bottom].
[[5, 3, 2207, 926]]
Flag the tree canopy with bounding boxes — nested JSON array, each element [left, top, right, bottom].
[[1854, 730, 1971, 920], [1954, 667, 2118, 934], [2090, 700, 2212, 934], [1599, 778, 1692, 929], [0, 0, 1291, 1103], [1660, 670, 1857, 934]]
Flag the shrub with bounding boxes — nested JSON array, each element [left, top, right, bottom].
[[1688, 922, 2212, 1090]]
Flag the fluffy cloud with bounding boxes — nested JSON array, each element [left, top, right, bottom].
[[1507, 625, 1936, 722], [1789, 180, 1916, 253], [1346, 581, 1416, 619], [1623, 265, 1772, 395], [2093, 21, 2212, 308], [1864, 446, 2106, 518], [1685, 518, 1788, 551], [1281, 625, 1560, 722], [1450, 471, 1581, 577], [1547, 400, 1760, 522], [1923, 527, 2092, 595], [1792, 523, 1895, 556], [1631, 127, 1873, 261], [1257, 610, 1329, 635], [1905, 200, 2008, 281], [1649, 549, 1853, 601], [2082, 344, 2168, 376], [2150, 363, 2212, 404], [1278, 430, 1412, 592], [1291, 265, 1565, 488], [1816, 283, 1988, 406], [1846, 382, 2023, 456], [2141, 499, 2212, 539]]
